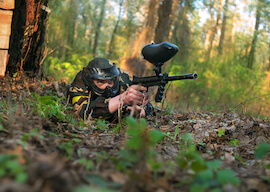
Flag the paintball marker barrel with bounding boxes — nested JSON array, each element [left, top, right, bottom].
[[132, 73, 197, 87], [166, 73, 197, 81]]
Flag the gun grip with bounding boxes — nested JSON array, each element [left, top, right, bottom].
[[155, 85, 165, 102]]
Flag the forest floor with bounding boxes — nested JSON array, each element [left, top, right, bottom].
[[0, 76, 269, 192]]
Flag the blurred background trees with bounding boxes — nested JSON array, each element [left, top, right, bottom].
[[43, 0, 270, 117]]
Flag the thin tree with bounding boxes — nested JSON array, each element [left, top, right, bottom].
[[218, 0, 229, 55], [92, 0, 107, 57], [267, 19, 270, 72], [204, 0, 216, 51], [131, 0, 161, 59], [108, 0, 124, 59], [248, 0, 262, 69], [154, 0, 174, 43], [66, 0, 79, 49], [206, 0, 223, 60], [172, 0, 193, 62]]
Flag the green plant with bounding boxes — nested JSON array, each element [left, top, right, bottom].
[[176, 133, 206, 173], [174, 124, 180, 140], [44, 54, 92, 82], [234, 155, 246, 165], [22, 128, 44, 142], [217, 129, 225, 137], [18, 128, 45, 148], [0, 101, 8, 113], [191, 161, 240, 192], [0, 154, 28, 183], [255, 143, 270, 159], [175, 133, 240, 192], [92, 119, 109, 130], [148, 157, 163, 179], [230, 139, 238, 146], [30, 93, 73, 122], [113, 124, 121, 133], [59, 138, 81, 159], [125, 117, 165, 150], [167, 54, 269, 117], [254, 143, 270, 180], [78, 158, 94, 170], [117, 117, 165, 172]]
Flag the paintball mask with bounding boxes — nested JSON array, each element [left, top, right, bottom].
[[82, 58, 120, 98]]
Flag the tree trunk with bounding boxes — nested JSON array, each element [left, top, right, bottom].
[[154, 0, 173, 43], [266, 19, 270, 72], [207, 0, 222, 60], [230, 3, 237, 44], [6, 0, 49, 77], [204, 4, 215, 51], [218, 0, 229, 55], [92, 0, 107, 57], [131, 0, 161, 59], [248, 0, 262, 69], [173, 0, 190, 62], [67, 0, 77, 48], [108, 0, 123, 59]]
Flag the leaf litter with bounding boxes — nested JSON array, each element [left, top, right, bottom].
[[0, 76, 269, 192]]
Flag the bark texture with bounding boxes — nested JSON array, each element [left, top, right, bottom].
[[154, 0, 173, 43], [7, 0, 49, 77], [92, 0, 107, 57], [248, 0, 262, 69]]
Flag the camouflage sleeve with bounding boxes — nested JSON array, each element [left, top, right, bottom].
[[76, 96, 116, 120], [68, 86, 116, 121]]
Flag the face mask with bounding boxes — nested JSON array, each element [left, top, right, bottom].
[[89, 78, 119, 98]]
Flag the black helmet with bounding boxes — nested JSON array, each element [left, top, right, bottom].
[[82, 58, 120, 98]]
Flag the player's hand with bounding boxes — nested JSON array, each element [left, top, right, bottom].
[[123, 85, 148, 106]]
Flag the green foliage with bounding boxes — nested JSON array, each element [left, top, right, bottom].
[[75, 175, 119, 192], [216, 169, 240, 185], [43, 54, 92, 82], [176, 133, 206, 172], [116, 117, 165, 171], [176, 133, 240, 191], [21, 128, 44, 142], [59, 138, 82, 159], [18, 128, 45, 148], [217, 129, 225, 137], [92, 119, 109, 130], [167, 55, 269, 117], [78, 158, 94, 170], [0, 154, 28, 183], [116, 149, 139, 171], [74, 186, 117, 192], [125, 117, 164, 150], [230, 139, 238, 147], [174, 124, 180, 140], [255, 143, 270, 159], [30, 93, 73, 122]]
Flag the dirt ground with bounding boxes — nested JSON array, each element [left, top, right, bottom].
[[0, 76, 269, 192]]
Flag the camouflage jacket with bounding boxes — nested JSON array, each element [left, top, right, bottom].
[[67, 70, 152, 122]]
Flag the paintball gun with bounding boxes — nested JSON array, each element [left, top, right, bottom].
[[132, 42, 198, 102]]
